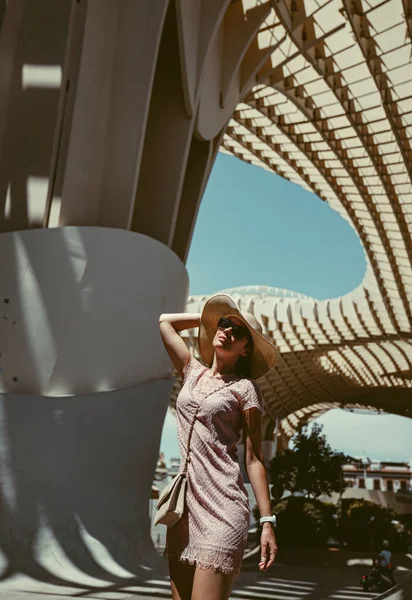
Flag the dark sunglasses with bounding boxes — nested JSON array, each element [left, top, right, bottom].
[[217, 317, 250, 340]]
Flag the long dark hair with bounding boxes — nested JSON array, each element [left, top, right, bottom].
[[235, 334, 253, 378]]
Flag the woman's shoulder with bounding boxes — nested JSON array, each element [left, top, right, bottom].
[[232, 377, 261, 392], [232, 378, 263, 411], [182, 355, 207, 383]]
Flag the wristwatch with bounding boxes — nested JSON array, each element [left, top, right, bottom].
[[260, 515, 277, 527]]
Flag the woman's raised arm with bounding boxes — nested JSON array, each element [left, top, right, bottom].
[[159, 313, 201, 377]]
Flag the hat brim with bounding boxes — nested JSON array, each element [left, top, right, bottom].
[[198, 294, 278, 379]]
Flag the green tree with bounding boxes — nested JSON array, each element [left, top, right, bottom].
[[341, 499, 396, 551], [269, 447, 296, 503], [252, 495, 337, 548], [269, 423, 347, 502]]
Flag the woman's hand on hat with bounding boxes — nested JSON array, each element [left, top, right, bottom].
[[259, 525, 277, 571]]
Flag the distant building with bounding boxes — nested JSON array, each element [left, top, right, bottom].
[[169, 457, 181, 477], [154, 452, 168, 482], [321, 458, 412, 515], [154, 454, 181, 483], [343, 459, 412, 494]]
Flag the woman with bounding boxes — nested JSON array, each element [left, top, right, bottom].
[[159, 293, 278, 600]]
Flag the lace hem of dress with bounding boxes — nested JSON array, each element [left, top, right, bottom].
[[163, 544, 241, 577]]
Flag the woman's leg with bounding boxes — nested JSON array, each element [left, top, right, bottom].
[[169, 557, 196, 600], [191, 567, 235, 600]]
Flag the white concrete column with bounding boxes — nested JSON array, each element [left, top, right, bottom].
[[0, 0, 72, 232], [58, 0, 169, 230], [0, 227, 187, 580]]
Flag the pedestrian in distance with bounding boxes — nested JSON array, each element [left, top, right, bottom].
[[376, 540, 395, 587], [159, 293, 278, 600]]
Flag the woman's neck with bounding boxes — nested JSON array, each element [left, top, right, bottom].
[[209, 354, 237, 377]]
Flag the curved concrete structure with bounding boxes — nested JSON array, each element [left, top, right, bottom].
[[0, 380, 172, 585], [0, 0, 275, 260], [179, 286, 411, 446], [218, 0, 412, 434], [0, 227, 187, 395], [0, 227, 187, 583]]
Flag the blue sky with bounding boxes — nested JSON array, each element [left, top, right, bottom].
[[160, 152, 412, 463], [186, 153, 366, 299]]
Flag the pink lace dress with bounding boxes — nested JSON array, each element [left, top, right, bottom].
[[164, 356, 263, 578]]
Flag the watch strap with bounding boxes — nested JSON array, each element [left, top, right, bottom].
[[259, 515, 276, 526]]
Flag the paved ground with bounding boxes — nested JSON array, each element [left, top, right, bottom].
[[1, 563, 407, 600]]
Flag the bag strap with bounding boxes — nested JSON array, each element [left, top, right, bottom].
[[182, 378, 236, 473]]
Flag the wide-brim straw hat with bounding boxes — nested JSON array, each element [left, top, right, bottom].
[[198, 293, 278, 379]]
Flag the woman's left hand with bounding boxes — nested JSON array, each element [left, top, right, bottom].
[[259, 524, 278, 572]]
